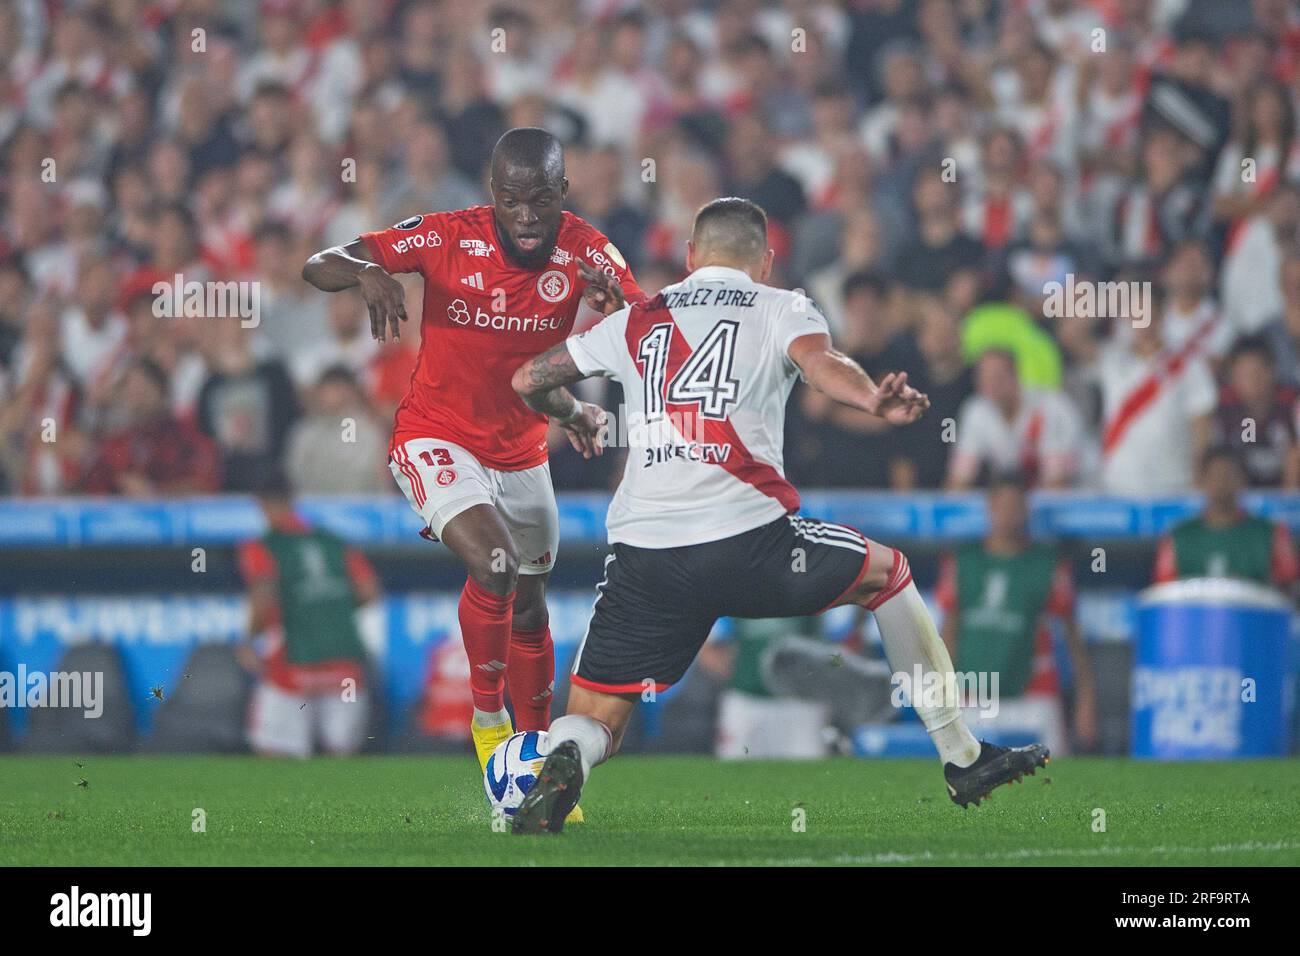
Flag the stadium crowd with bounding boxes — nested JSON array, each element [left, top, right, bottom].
[[3, 0, 1300, 498]]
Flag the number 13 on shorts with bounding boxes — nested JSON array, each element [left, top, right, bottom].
[[388, 437, 560, 573]]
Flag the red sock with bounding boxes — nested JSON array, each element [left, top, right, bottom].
[[508, 625, 555, 731], [459, 577, 514, 714]]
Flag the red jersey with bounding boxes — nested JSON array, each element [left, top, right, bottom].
[[361, 206, 643, 470]]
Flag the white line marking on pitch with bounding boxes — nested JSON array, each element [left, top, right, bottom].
[[750, 840, 1300, 866]]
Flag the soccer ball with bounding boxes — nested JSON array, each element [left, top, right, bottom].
[[484, 730, 550, 814]]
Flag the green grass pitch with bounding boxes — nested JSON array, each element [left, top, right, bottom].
[[2, 755, 1298, 866]]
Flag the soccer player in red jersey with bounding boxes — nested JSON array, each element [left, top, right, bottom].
[[302, 129, 643, 791]]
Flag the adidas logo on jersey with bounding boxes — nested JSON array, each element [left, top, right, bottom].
[[460, 272, 485, 290]]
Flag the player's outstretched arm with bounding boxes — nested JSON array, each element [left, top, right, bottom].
[[302, 239, 408, 342], [789, 332, 930, 426], [512, 342, 608, 459]]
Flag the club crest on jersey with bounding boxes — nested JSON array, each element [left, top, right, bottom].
[[537, 269, 571, 303], [435, 468, 457, 486], [394, 215, 424, 230]]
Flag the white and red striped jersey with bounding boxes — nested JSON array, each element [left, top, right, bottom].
[[566, 265, 829, 548]]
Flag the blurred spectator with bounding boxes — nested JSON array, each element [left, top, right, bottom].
[[643, 143, 722, 268], [288, 288, 377, 392], [568, 145, 650, 272], [80, 359, 220, 496], [59, 257, 125, 391], [787, 271, 920, 488], [963, 128, 1032, 252], [859, 44, 928, 164], [947, 348, 1083, 490], [936, 475, 1098, 756], [286, 365, 389, 495], [196, 318, 298, 493], [1160, 238, 1229, 361], [779, 81, 857, 211], [1154, 447, 1299, 592], [1094, 297, 1217, 494], [1262, 248, 1300, 388], [555, 13, 662, 151], [726, 110, 807, 234], [1222, 182, 1300, 335], [801, 206, 889, 336], [252, 223, 328, 359], [0, 299, 84, 495], [379, 118, 484, 224], [1211, 79, 1298, 251], [1100, 126, 1204, 267], [0, 257, 31, 390], [898, 295, 974, 489], [895, 168, 985, 292], [1210, 336, 1299, 488]]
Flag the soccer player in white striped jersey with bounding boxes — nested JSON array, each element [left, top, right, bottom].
[[509, 197, 1048, 832]]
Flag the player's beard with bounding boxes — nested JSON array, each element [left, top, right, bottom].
[[499, 225, 559, 270]]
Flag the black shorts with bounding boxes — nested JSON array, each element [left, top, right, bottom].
[[570, 514, 871, 694]]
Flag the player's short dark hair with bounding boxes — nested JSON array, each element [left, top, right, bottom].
[[691, 197, 768, 261], [490, 127, 565, 182]]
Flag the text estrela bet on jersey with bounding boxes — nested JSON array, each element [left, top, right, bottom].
[[361, 206, 642, 470], [567, 265, 830, 548]]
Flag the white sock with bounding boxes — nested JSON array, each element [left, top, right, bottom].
[[871, 575, 982, 768], [547, 714, 612, 778], [930, 718, 982, 768], [473, 707, 510, 728]]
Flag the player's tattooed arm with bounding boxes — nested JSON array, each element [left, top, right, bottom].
[[302, 239, 408, 342], [512, 343, 608, 459], [788, 332, 931, 426]]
